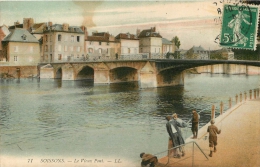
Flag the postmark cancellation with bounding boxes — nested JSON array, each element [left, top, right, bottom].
[[220, 3, 259, 50]]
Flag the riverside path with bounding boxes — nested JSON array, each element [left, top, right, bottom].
[[156, 97, 260, 167]]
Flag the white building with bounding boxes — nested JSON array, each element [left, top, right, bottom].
[[42, 23, 86, 63], [115, 33, 139, 59], [138, 27, 162, 58], [85, 32, 120, 60]]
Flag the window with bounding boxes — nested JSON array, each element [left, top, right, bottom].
[[98, 48, 102, 54], [128, 48, 130, 54], [50, 35, 52, 42], [155, 48, 156, 53], [77, 47, 81, 52], [77, 36, 80, 42], [64, 46, 68, 52], [159, 48, 160, 53], [45, 45, 48, 52], [77, 54, 79, 58], [45, 35, 48, 42], [21, 34, 27, 40], [107, 42, 109, 46], [99, 42, 102, 45], [70, 46, 74, 51], [58, 34, 62, 41], [58, 54, 62, 60], [14, 46, 18, 52], [14, 56, 18, 61], [50, 45, 52, 52], [107, 48, 109, 53], [71, 35, 74, 42], [88, 48, 93, 53], [89, 41, 92, 45]]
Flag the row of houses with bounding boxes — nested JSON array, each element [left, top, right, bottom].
[[0, 18, 177, 66]]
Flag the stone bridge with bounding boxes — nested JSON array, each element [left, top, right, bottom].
[[39, 59, 260, 88]]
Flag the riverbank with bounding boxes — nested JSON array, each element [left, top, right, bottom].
[[157, 97, 260, 167]]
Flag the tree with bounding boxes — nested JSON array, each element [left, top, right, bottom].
[[172, 36, 181, 49]]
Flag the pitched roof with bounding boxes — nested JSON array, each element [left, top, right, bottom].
[[3, 28, 38, 43], [87, 32, 112, 42], [44, 24, 84, 34], [31, 23, 46, 34], [162, 38, 172, 45], [138, 27, 162, 38], [115, 33, 138, 40], [8, 24, 23, 30], [191, 46, 205, 52]]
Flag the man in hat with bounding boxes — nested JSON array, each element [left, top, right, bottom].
[[140, 152, 158, 167], [191, 109, 199, 139], [165, 115, 180, 158], [207, 119, 221, 157], [171, 113, 187, 157]]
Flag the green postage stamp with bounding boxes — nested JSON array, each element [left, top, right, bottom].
[[220, 4, 259, 50]]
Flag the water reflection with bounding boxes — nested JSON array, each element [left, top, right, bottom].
[[0, 74, 259, 163]]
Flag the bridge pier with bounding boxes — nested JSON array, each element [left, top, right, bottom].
[[62, 64, 75, 80], [139, 62, 157, 88], [94, 70, 110, 84]]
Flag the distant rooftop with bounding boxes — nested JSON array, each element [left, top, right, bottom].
[[162, 38, 172, 45], [115, 33, 138, 40], [138, 27, 162, 38], [3, 28, 38, 43]]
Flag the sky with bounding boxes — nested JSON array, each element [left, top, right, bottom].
[[0, 0, 224, 50]]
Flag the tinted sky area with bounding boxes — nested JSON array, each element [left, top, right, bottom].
[[0, 0, 223, 49]]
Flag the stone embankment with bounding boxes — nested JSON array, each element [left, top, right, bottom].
[[157, 89, 260, 167]]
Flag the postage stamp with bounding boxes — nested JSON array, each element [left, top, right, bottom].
[[220, 4, 259, 50]]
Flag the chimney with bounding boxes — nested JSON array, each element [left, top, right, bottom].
[[151, 27, 156, 32], [23, 18, 34, 30], [63, 23, 69, 31], [48, 22, 53, 27], [80, 26, 88, 40], [14, 21, 20, 26], [136, 29, 140, 37]]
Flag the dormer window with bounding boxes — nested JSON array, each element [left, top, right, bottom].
[[146, 32, 150, 36], [127, 34, 130, 38], [21, 34, 27, 40]]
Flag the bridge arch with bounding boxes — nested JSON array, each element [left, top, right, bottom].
[[76, 65, 94, 80], [109, 67, 138, 83], [55, 68, 62, 79]]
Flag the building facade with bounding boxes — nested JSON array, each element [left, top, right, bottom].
[[42, 23, 86, 63], [115, 33, 139, 59], [0, 25, 10, 61], [2, 28, 40, 66], [138, 27, 162, 58], [85, 32, 120, 60]]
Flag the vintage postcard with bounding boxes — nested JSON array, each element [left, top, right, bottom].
[[0, 0, 259, 167]]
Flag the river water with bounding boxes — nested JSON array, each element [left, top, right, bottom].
[[0, 73, 259, 166]]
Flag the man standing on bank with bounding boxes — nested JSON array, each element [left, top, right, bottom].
[[207, 119, 221, 157], [171, 113, 187, 157], [191, 109, 199, 139], [165, 116, 180, 158]]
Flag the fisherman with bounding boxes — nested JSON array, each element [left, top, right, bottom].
[[191, 109, 200, 139], [207, 119, 221, 157], [140, 152, 158, 167]]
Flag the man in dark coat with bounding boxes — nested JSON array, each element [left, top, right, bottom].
[[140, 152, 158, 167], [191, 109, 199, 139], [207, 119, 221, 157], [171, 113, 187, 157], [165, 116, 180, 158]]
